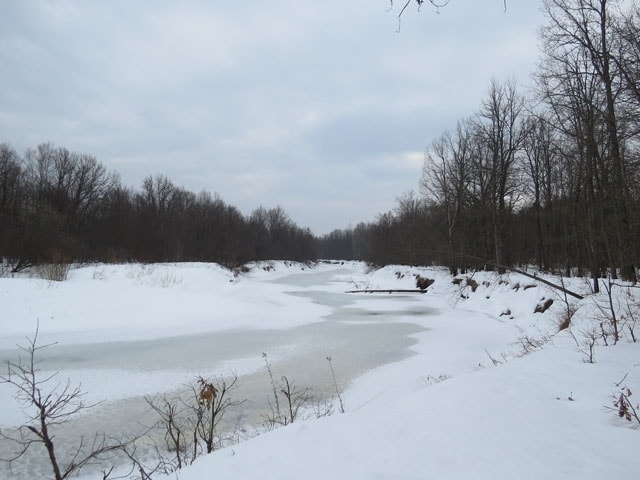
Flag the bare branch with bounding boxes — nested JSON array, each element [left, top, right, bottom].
[[389, 0, 451, 31], [1, 326, 142, 479]]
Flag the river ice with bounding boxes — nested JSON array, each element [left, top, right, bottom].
[[0, 262, 432, 478]]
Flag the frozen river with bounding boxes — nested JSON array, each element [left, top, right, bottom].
[[0, 265, 436, 478]]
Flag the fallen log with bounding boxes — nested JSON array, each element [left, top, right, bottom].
[[509, 268, 584, 300], [481, 260, 585, 300]]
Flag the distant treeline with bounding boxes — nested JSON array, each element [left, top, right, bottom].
[[0, 142, 316, 269]]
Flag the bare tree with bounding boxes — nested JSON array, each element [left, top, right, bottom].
[[541, 0, 636, 281], [0, 144, 22, 221], [615, 3, 640, 105], [475, 78, 527, 271], [422, 119, 474, 273], [521, 113, 560, 271], [20, 143, 119, 263], [0, 143, 25, 270], [393, 190, 430, 266]]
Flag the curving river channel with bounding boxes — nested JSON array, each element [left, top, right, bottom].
[[0, 266, 437, 478]]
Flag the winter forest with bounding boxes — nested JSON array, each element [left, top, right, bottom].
[[1, 1, 640, 281], [322, 0, 640, 283], [2, 2, 640, 479]]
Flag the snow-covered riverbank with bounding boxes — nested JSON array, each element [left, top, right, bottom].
[[1, 261, 639, 479]]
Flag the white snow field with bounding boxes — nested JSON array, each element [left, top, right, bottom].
[[1, 261, 638, 479]]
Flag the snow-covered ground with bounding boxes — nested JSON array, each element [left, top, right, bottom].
[[1, 261, 638, 479]]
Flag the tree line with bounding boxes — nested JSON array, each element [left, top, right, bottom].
[[2, 1, 639, 284], [0, 142, 316, 270], [318, 0, 640, 287]]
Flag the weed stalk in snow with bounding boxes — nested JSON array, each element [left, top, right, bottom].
[[327, 356, 345, 413], [262, 352, 281, 420], [608, 375, 640, 427]]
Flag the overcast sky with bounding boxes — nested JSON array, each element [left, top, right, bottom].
[[1, 1, 545, 235]]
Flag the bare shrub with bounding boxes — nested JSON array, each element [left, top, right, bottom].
[[613, 388, 639, 426], [35, 260, 71, 282], [193, 375, 242, 454], [349, 278, 371, 291], [620, 288, 638, 343], [606, 374, 640, 427], [587, 278, 640, 344], [279, 376, 311, 425], [262, 374, 312, 428], [0, 325, 137, 479], [556, 314, 571, 331], [146, 373, 243, 472], [0, 262, 12, 278], [553, 275, 579, 330], [145, 395, 189, 470], [515, 331, 553, 356], [265, 357, 346, 423], [568, 327, 598, 363], [130, 265, 183, 288], [311, 398, 336, 419], [421, 373, 452, 387], [556, 302, 577, 331]]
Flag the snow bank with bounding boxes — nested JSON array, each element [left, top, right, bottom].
[[0, 262, 332, 349], [176, 265, 640, 480], [2, 262, 639, 479]]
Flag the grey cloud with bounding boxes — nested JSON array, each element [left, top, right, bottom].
[[0, 0, 545, 235]]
